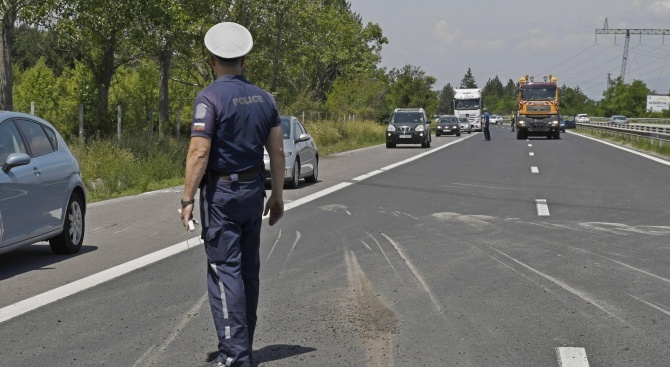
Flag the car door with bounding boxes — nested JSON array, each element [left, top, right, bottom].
[[0, 119, 42, 247], [15, 118, 66, 232], [295, 119, 316, 175]]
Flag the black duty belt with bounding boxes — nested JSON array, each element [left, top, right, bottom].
[[210, 165, 263, 182]]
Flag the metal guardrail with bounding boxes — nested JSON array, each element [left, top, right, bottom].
[[576, 122, 670, 148], [588, 117, 670, 125]]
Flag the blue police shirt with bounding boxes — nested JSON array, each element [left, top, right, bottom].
[[191, 75, 280, 173], [483, 112, 490, 127]]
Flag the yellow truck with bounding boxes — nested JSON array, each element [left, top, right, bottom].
[[515, 75, 561, 140]]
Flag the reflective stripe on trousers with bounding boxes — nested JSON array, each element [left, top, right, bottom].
[[201, 175, 264, 367]]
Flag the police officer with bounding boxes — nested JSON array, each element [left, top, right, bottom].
[[482, 107, 491, 140], [180, 22, 285, 367]]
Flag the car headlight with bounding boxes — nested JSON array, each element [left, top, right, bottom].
[[415, 125, 425, 132], [552, 121, 559, 126], [387, 125, 396, 132], [437, 126, 442, 129], [518, 121, 525, 126]]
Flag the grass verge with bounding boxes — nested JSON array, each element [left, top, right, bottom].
[[69, 120, 387, 202], [573, 127, 670, 159]]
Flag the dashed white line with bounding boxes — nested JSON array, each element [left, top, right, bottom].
[[536, 199, 550, 216], [531, 166, 539, 173], [529, 152, 535, 156], [528, 144, 533, 147], [556, 347, 589, 367]]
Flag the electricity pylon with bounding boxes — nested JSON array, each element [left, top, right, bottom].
[[596, 18, 670, 82]]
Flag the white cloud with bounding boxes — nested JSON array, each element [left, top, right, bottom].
[[648, 0, 670, 14], [433, 20, 462, 45], [461, 38, 506, 52]]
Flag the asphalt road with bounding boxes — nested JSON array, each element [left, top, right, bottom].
[[1, 125, 669, 366]]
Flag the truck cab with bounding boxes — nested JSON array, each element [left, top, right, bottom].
[[453, 89, 483, 131], [515, 75, 561, 140]]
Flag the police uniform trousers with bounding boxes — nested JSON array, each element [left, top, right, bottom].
[[200, 173, 265, 367], [484, 124, 491, 140]]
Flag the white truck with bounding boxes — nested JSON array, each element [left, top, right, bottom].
[[453, 88, 483, 131]]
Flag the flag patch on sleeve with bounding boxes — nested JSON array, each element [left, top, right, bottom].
[[193, 122, 205, 131]]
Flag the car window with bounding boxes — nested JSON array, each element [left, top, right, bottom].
[[296, 121, 308, 136], [43, 125, 58, 150], [0, 120, 28, 165], [392, 112, 424, 123], [280, 117, 291, 139], [15, 119, 54, 157], [439, 117, 458, 123]]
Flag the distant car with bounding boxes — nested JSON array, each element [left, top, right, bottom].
[[559, 117, 566, 132], [489, 114, 504, 124], [564, 117, 576, 129], [386, 108, 432, 148], [263, 115, 318, 189], [575, 114, 590, 123], [0, 112, 87, 255], [609, 115, 628, 126], [457, 117, 472, 134], [436, 116, 460, 137]]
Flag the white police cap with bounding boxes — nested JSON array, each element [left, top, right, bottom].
[[204, 22, 253, 59]]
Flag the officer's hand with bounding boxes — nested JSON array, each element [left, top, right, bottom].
[[181, 204, 194, 230], [264, 195, 284, 226]]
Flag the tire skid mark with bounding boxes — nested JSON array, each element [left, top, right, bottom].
[[629, 294, 670, 317], [265, 229, 282, 262], [486, 245, 637, 330], [366, 233, 402, 283], [131, 293, 208, 367], [380, 233, 441, 312], [463, 242, 556, 296], [344, 250, 397, 367], [568, 245, 670, 284], [279, 231, 301, 275], [359, 240, 373, 253], [320, 204, 352, 216]]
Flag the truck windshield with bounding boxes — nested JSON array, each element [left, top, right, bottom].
[[392, 112, 424, 123], [455, 100, 480, 109], [521, 87, 556, 101]]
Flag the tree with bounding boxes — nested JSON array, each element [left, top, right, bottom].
[[598, 78, 650, 117], [437, 83, 454, 115], [459, 67, 477, 88], [387, 64, 438, 116], [325, 70, 388, 121]]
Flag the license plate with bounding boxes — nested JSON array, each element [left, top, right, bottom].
[[399, 134, 412, 139]]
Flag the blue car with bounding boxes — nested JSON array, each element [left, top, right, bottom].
[[0, 112, 86, 255]]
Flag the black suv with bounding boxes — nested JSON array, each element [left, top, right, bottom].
[[386, 108, 432, 148]]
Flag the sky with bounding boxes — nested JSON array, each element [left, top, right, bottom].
[[348, 0, 670, 101]]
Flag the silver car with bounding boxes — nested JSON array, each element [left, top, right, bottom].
[[458, 117, 472, 133], [0, 112, 86, 255], [264, 116, 318, 189]]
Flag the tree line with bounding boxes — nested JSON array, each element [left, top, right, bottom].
[[2, 1, 667, 140]]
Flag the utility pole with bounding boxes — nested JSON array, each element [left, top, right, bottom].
[[596, 18, 669, 83]]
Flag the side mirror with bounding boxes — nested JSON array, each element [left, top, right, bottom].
[[297, 133, 311, 142], [2, 153, 31, 173]]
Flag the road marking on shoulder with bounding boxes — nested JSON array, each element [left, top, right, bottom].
[[571, 131, 670, 166], [0, 236, 203, 324], [536, 199, 550, 216], [352, 170, 384, 181], [531, 166, 539, 173], [528, 144, 533, 147], [556, 347, 590, 366], [529, 152, 535, 156]]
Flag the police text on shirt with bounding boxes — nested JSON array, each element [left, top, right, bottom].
[[233, 95, 264, 106]]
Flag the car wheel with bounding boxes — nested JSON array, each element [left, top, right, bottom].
[[553, 130, 560, 139], [305, 156, 318, 183], [516, 130, 524, 140], [456, 132, 461, 137], [287, 159, 300, 189], [436, 133, 440, 137], [386, 142, 395, 148], [49, 193, 85, 254]]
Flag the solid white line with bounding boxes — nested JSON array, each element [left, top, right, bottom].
[[528, 144, 533, 147], [529, 152, 535, 156], [352, 170, 384, 181], [531, 166, 539, 173], [0, 236, 203, 324], [556, 347, 589, 367], [536, 199, 550, 216], [571, 131, 670, 167], [380, 134, 475, 171]]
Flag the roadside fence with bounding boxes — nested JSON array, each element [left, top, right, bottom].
[[576, 122, 670, 149]]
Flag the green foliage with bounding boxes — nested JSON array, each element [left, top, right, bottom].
[[387, 64, 439, 117], [597, 78, 651, 117], [437, 83, 455, 115], [560, 85, 597, 117], [68, 135, 188, 202], [324, 70, 389, 121], [303, 119, 386, 155], [460, 68, 478, 88]]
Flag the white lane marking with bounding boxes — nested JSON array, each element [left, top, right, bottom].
[[528, 144, 533, 147], [556, 347, 589, 367], [2, 137, 472, 324], [352, 170, 384, 181], [446, 182, 524, 191], [572, 131, 670, 167], [536, 199, 550, 216], [529, 152, 535, 156], [0, 236, 203, 324], [531, 166, 539, 173]]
